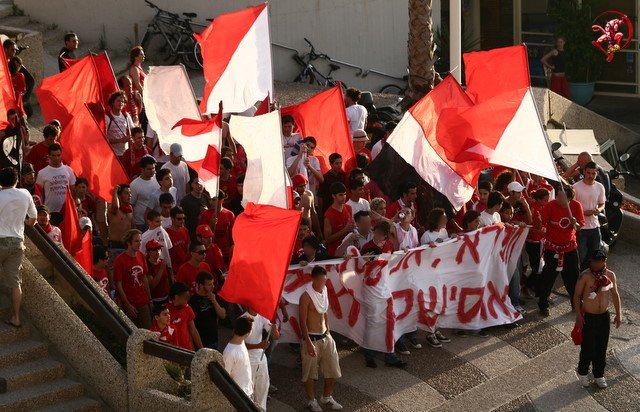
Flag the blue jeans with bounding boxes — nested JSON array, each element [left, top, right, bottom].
[[363, 349, 401, 364], [577, 228, 601, 270]]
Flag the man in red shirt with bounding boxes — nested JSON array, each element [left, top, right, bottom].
[[121, 127, 150, 180], [524, 188, 550, 296], [537, 186, 585, 317], [199, 191, 235, 264], [195, 224, 226, 290], [166, 282, 203, 350], [150, 304, 178, 346], [176, 241, 212, 295], [323, 182, 354, 256], [25, 124, 59, 175], [113, 229, 152, 328], [165, 206, 190, 272]]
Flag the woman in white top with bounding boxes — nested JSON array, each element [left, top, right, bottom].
[[105, 91, 134, 158], [420, 207, 450, 246], [395, 207, 419, 250]]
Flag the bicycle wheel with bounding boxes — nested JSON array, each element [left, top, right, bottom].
[[625, 142, 640, 177], [143, 30, 179, 65], [179, 35, 201, 70], [379, 84, 404, 95]]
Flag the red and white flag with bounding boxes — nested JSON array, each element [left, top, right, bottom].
[[195, 4, 273, 114], [144, 65, 202, 156], [229, 110, 289, 208], [172, 113, 223, 196], [389, 45, 557, 209]]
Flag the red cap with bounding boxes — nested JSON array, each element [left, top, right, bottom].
[[145, 239, 162, 250], [196, 224, 213, 237], [291, 174, 309, 187]]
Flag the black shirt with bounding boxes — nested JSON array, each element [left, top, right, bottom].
[[551, 50, 566, 73], [188, 294, 220, 346], [58, 47, 76, 72], [180, 193, 210, 238]]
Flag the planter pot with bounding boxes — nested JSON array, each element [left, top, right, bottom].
[[568, 82, 596, 106]]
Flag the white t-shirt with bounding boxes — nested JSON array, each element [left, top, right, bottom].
[[242, 312, 272, 364], [140, 226, 174, 268], [395, 223, 419, 249], [573, 180, 606, 230], [150, 187, 178, 212], [105, 112, 134, 156], [283, 133, 302, 159], [337, 229, 373, 253], [223, 342, 253, 397], [345, 104, 368, 132], [479, 210, 501, 227], [36, 165, 76, 213], [161, 161, 190, 203], [161, 215, 172, 228], [0, 188, 37, 239], [346, 198, 370, 216], [286, 155, 321, 195], [421, 228, 449, 245], [130, 177, 160, 225]]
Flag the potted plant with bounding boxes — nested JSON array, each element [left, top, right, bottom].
[[548, 0, 603, 105]]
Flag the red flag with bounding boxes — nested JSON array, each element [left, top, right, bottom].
[[59, 105, 129, 201], [463, 45, 530, 103], [282, 86, 355, 173], [0, 45, 18, 128], [219, 203, 302, 320], [254, 95, 270, 116], [36, 55, 103, 128], [74, 231, 93, 275], [60, 186, 82, 255], [62, 52, 117, 110]]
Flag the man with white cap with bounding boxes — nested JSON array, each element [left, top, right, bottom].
[[161, 143, 190, 203]]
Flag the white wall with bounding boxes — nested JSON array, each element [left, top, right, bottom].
[[17, 0, 411, 92]]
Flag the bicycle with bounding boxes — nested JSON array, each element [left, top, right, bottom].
[[622, 141, 640, 177], [291, 38, 347, 89], [140, 0, 204, 70]]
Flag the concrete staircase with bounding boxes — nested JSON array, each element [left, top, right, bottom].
[[0, 306, 102, 411]]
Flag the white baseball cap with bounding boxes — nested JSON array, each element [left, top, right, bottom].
[[507, 181, 526, 193]]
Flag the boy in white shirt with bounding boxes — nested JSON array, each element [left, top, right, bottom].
[[223, 317, 254, 398], [478, 191, 505, 227]]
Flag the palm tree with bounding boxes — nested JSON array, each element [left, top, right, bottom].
[[406, 0, 437, 107]]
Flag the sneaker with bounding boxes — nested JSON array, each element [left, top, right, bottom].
[[320, 396, 343, 410], [426, 333, 442, 348], [366, 359, 377, 368], [515, 305, 526, 315], [408, 336, 422, 349], [269, 384, 278, 394], [395, 342, 410, 355], [386, 360, 408, 368], [477, 329, 490, 338], [595, 377, 607, 389], [308, 399, 323, 412], [434, 331, 451, 343], [578, 374, 590, 388], [539, 308, 550, 317]]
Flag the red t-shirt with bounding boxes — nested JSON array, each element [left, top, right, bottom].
[[113, 251, 150, 307], [176, 261, 211, 295], [166, 303, 196, 350], [122, 145, 151, 179], [219, 175, 237, 206], [199, 208, 235, 260], [92, 267, 110, 296], [148, 259, 170, 300], [150, 321, 178, 346], [25, 142, 51, 175], [527, 202, 546, 242], [361, 239, 394, 254], [324, 204, 353, 256], [541, 200, 585, 250], [11, 72, 26, 95], [165, 226, 190, 271]]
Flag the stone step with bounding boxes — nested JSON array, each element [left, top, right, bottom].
[[0, 340, 48, 369], [0, 319, 30, 344], [0, 378, 84, 410], [33, 396, 102, 412], [0, 358, 65, 393]]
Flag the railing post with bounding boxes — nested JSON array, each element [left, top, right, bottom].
[[191, 349, 235, 411]]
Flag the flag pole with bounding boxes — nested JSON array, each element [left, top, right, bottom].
[[182, 63, 203, 121], [266, 1, 275, 105]]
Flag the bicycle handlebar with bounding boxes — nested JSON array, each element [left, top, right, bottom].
[[145, 0, 180, 19]]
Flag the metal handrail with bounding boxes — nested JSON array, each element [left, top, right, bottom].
[[143, 340, 259, 412], [27, 223, 257, 410], [25, 224, 132, 341]]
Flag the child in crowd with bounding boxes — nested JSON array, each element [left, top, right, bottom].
[[473, 180, 492, 213], [395, 207, 419, 250], [166, 282, 203, 351], [158, 193, 175, 228], [361, 221, 395, 255], [462, 210, 481, 232], [479, 191, 505, 227], [150, 304, 178, 346], [92, 245, 111, 297], [37, 205, 62, 245], [499, 203, 526, 315], [145, 239, 170, 305], [223, 316, 254, 398], [421, 208, 450, 245]]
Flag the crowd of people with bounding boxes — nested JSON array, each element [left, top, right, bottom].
[[0, 32, 624, 411]]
